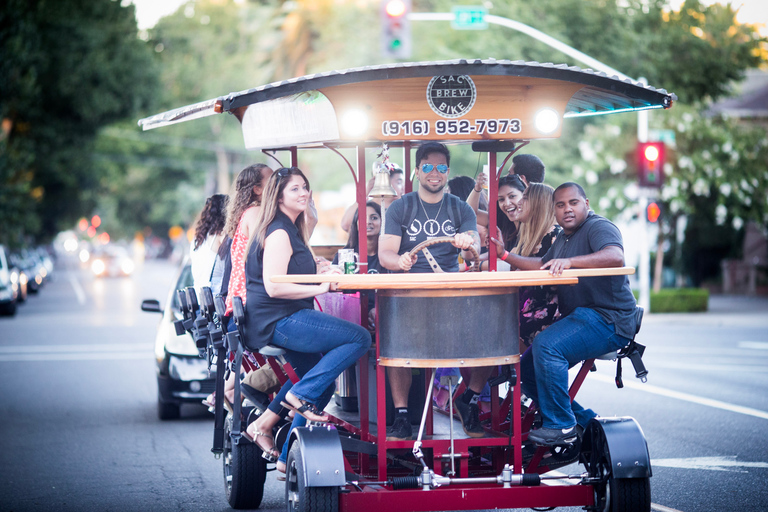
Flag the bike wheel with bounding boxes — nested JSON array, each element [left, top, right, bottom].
[[285, 441, 338, 512]]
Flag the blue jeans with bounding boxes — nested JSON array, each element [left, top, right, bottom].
[[272, 309, 371, 406], [267, 351, 335, 416], [520, 308, 631, 430]]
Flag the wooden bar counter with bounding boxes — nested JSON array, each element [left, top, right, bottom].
[[272, 267, 634, 368]]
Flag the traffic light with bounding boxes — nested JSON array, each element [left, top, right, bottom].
[[637, 142, 665, 188], [381, 0, 411, 59], [646, 202, 661, 223]]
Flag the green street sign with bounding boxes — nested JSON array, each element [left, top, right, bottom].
[[451, 6, 488, 30]]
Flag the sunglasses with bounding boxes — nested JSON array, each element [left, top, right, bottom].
[[277, 168, 292, 178], [420, 163, 449, 174]]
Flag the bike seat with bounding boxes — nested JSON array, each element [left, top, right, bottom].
[[595, 306, 644, 360], [259, 345, 286, 357]]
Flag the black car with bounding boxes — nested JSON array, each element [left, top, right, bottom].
[[141, 263, 216, 419]]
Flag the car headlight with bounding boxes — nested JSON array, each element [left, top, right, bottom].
[[121, 259, 135, 275], [91, 259, 106, 275]]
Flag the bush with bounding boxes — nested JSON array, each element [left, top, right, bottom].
[[633, 288, 709, 313]]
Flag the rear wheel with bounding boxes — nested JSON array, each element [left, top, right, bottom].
[[285, 441, 338, 512], [584, 424, 651, 512], [224, 416, 267, 509]]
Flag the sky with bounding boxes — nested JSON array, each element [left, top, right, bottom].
[[131, 0, 767, 34]]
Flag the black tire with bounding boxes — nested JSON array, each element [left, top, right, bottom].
[[609, 477, 651, 512], [0, 301, 17, 316], [224, 419, 267, 509], [157, 399, 180, 420], [285, 441, 338, 512], [584, 423, 651, 512]]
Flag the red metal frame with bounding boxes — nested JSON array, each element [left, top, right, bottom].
[[256, 143, 600, 511]]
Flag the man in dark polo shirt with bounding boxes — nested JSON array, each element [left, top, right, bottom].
[[499, 182, 637, 445]]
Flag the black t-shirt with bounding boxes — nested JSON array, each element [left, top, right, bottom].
[[541, 211, 637, 339], [245, 210, 316, 350], [384, 192, 477, 273]]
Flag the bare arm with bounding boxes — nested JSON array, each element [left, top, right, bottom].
[[466, 175, 489, 228], [490, 236, 542, 270], [542, 245, 625, 276], [239, 205, 261, 241], [379, 233, 416, 272], [306, 191, 319, 236], [262, 230, 330, 299], [339, 203, 358, 233]]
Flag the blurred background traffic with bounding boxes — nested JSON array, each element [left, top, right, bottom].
[[1, 0, 767, 320]]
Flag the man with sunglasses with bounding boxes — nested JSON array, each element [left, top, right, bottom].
[[380, 142, 491, 440]]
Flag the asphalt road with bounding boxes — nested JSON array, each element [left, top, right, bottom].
[[0, 257, 766, 512]]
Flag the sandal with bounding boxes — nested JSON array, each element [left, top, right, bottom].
[[243, 426, 280, 462], [280, 394, 329, 422], [276, 460, 286, 481], [202, 392, 234, 414]]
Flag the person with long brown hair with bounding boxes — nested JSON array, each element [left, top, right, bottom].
[[190, 194, 229, 293], [512, 183, 562, 351], [224, 163, 274, 317], [242, 167, 371, 458]]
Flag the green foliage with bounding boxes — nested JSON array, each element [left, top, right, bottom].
[[0, 0, 159, 245], [645, 287, 710, 313]]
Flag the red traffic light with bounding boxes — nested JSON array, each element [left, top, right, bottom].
[[637, 142, 665, 188], [647, 202, 661, 223]]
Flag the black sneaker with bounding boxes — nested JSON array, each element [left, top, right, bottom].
[[387, 415, 412, 441], [527, 426, 578, 446], [453, 399, 485, 438]]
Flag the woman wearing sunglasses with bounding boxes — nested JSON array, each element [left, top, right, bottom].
[[242, 167, 371, 459]]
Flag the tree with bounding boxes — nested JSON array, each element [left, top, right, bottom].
[[0, 0, 158, 245]]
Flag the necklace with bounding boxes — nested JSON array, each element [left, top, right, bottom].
[[419, 195, 445, 237]]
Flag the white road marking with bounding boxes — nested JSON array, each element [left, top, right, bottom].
[[0, 344, 153, 353], [546, 471, 684, 512], [68, 273, 86, 305], [589, 373, 768, 421], [651, 504, 685, 512], [738, 341, 768, 350], [0, 344, 155, 362], [0, 352, 152, 362], [649, 362, 768, 373], [653, 456, 768, 473]]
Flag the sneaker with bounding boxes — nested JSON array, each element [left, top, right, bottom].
[[527, 426, 578, 446], [387, 415, 412, 441], [453, 399, 485, 438]]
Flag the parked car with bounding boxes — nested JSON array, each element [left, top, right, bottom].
[[10, 264, 27, 304], [0, 245, 18, 316], [141, 262, 215, 419], [12, 250, 43, 293]]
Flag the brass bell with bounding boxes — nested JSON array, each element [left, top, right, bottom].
[[369, 163, 398, 198]]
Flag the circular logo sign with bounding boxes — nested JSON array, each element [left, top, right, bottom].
[[426, 75, 477, 119]]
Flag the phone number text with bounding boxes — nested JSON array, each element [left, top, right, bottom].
[[381, 119, 522, 137]]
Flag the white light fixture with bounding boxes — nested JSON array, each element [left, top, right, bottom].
[[534, 108, 559, 134], [341, 109, 368, 137]]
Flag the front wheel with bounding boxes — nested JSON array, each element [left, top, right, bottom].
[[285, 441, 338, 512]]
